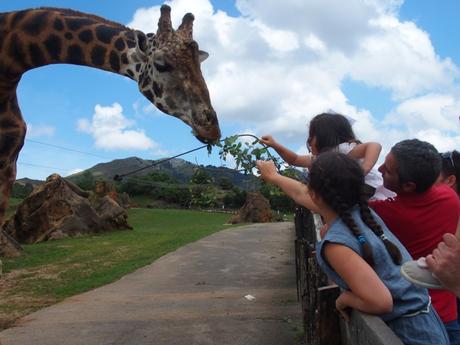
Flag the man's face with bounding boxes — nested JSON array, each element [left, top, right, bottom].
[[378, 153, 401, 194]]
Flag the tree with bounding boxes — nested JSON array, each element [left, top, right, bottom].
[[11, 182, 34, 198], [217, 176, 233, 190], [190, 167, 213, 185], [74, 171, 95, 191], [189, 185, 219, 208]]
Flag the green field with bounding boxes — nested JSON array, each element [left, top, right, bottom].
[[0, 208, 239, 330]]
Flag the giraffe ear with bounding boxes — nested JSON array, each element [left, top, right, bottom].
[[198, 50, 209, 63], [135, 30, 148, 60]]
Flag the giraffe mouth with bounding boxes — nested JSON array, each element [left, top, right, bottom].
[[194, 125, 221, 144], [180, 110, 221, 143]]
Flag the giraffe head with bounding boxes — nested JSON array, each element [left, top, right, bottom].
[[133, 5, 220, 143]]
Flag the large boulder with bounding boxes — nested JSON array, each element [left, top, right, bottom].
[[2, 174, 132, 245], [229, 191, 273, 224], [0, 229, 22, 258]]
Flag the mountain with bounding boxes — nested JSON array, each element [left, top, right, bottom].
[[65, 157, 260, 190], [15, 178, 43, 186]]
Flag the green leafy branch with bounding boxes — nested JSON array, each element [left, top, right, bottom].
[[207, 134, 282, 175]]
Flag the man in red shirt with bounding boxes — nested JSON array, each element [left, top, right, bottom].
[[369, 139, 460, 344]]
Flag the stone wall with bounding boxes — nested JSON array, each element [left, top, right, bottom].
[[341, 310, 403, 345]]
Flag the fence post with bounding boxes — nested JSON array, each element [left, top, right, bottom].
[[295, 206, 341, 345]]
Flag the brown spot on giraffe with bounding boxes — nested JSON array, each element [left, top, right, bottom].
[[0, 5, 220, 227]]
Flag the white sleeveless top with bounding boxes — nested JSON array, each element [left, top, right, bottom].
[[336, 142, 395, 200]]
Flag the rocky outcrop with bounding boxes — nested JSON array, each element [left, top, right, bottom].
[[0, 229, 22, 258], [229, 192, 273, 224], [2, 174, 132, 247]]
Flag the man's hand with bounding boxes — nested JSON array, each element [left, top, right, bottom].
[[426, 233, 460, 297]]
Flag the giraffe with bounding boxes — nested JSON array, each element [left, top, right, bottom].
[[0, 5, 221, 228]]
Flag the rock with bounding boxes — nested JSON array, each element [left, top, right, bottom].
[[2, 174, 132, 246], [0, 229, 22, 258], [229, 192, 273, 224]]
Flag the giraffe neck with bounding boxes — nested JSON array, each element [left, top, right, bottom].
[[0, 8, 143, 83]]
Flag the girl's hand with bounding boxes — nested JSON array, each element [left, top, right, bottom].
[[336, 293, 351, 322], [259, 135, 276, 148], [256, 160, 278, 183]]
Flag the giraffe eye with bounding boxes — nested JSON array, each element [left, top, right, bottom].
[[153, 60, 173, 73]]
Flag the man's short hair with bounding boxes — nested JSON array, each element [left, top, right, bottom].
[[391, 139, 441, 193]]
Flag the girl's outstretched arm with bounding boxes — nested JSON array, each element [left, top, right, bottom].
[[256, 160, 320, 213], [323, 243, 393, 319], [259, 135, 313, 168], [348, 142, 382, 175]]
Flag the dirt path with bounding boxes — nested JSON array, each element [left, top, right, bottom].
[[0, 222, 302, 345]]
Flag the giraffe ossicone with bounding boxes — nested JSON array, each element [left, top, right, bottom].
[[0, 5, 221, 230]]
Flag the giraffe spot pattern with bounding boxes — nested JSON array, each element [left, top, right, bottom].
[[143, 90, 155, 102], [22, 11, 50, 36], [65, 17, 94, 31], [8, 33, 27, 68], [95, 25, 119, 44], [0, 65, 18, 80], [29, 43, 46, 67], [0, 101, 7, 114], [64, 32, 73, 40], [0, 117, 21, 132], [109, 50, 120, 72], [153, 81, 163, 98], [9, 98, 20, 115], [114, 37, 125, 51], [0, 136, 18, 159], [78, 29, 93, 43], [91, 45, 106, 66], [126, 69, 134, 78], [67, 45, 84, 65], [121, 53, 129, 65], [53, 18, 64, 31], [11, 10, 27, 27], [135, 63, 141, 72], [44, 34, 62, 61], [156, 102, 165, 112], [125, 32, 136, 48], [165, 96, 176, 109], [140, 74, 150, 89], [0, 13, 7, 27]]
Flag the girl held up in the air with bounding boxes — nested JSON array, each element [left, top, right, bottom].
[[260, 112, 393, 199]]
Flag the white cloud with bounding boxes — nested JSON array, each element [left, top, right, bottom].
[[77, 103, 161, 151], [385, 93, 459, 133], [26, 124, 55, 138], [348, 16, 459, 99], [66, 168, 84, 176], [126, 0, 460, 158]]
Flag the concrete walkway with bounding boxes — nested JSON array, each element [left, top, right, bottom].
[[0, 222, 302, 345]]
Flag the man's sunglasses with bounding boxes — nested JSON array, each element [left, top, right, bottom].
[[441, 151, 456, 169]]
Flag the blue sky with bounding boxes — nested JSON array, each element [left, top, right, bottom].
[[2, 0, 460, 180]]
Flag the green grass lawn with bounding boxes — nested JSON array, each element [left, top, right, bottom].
[[0, 208, 238, 329]]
